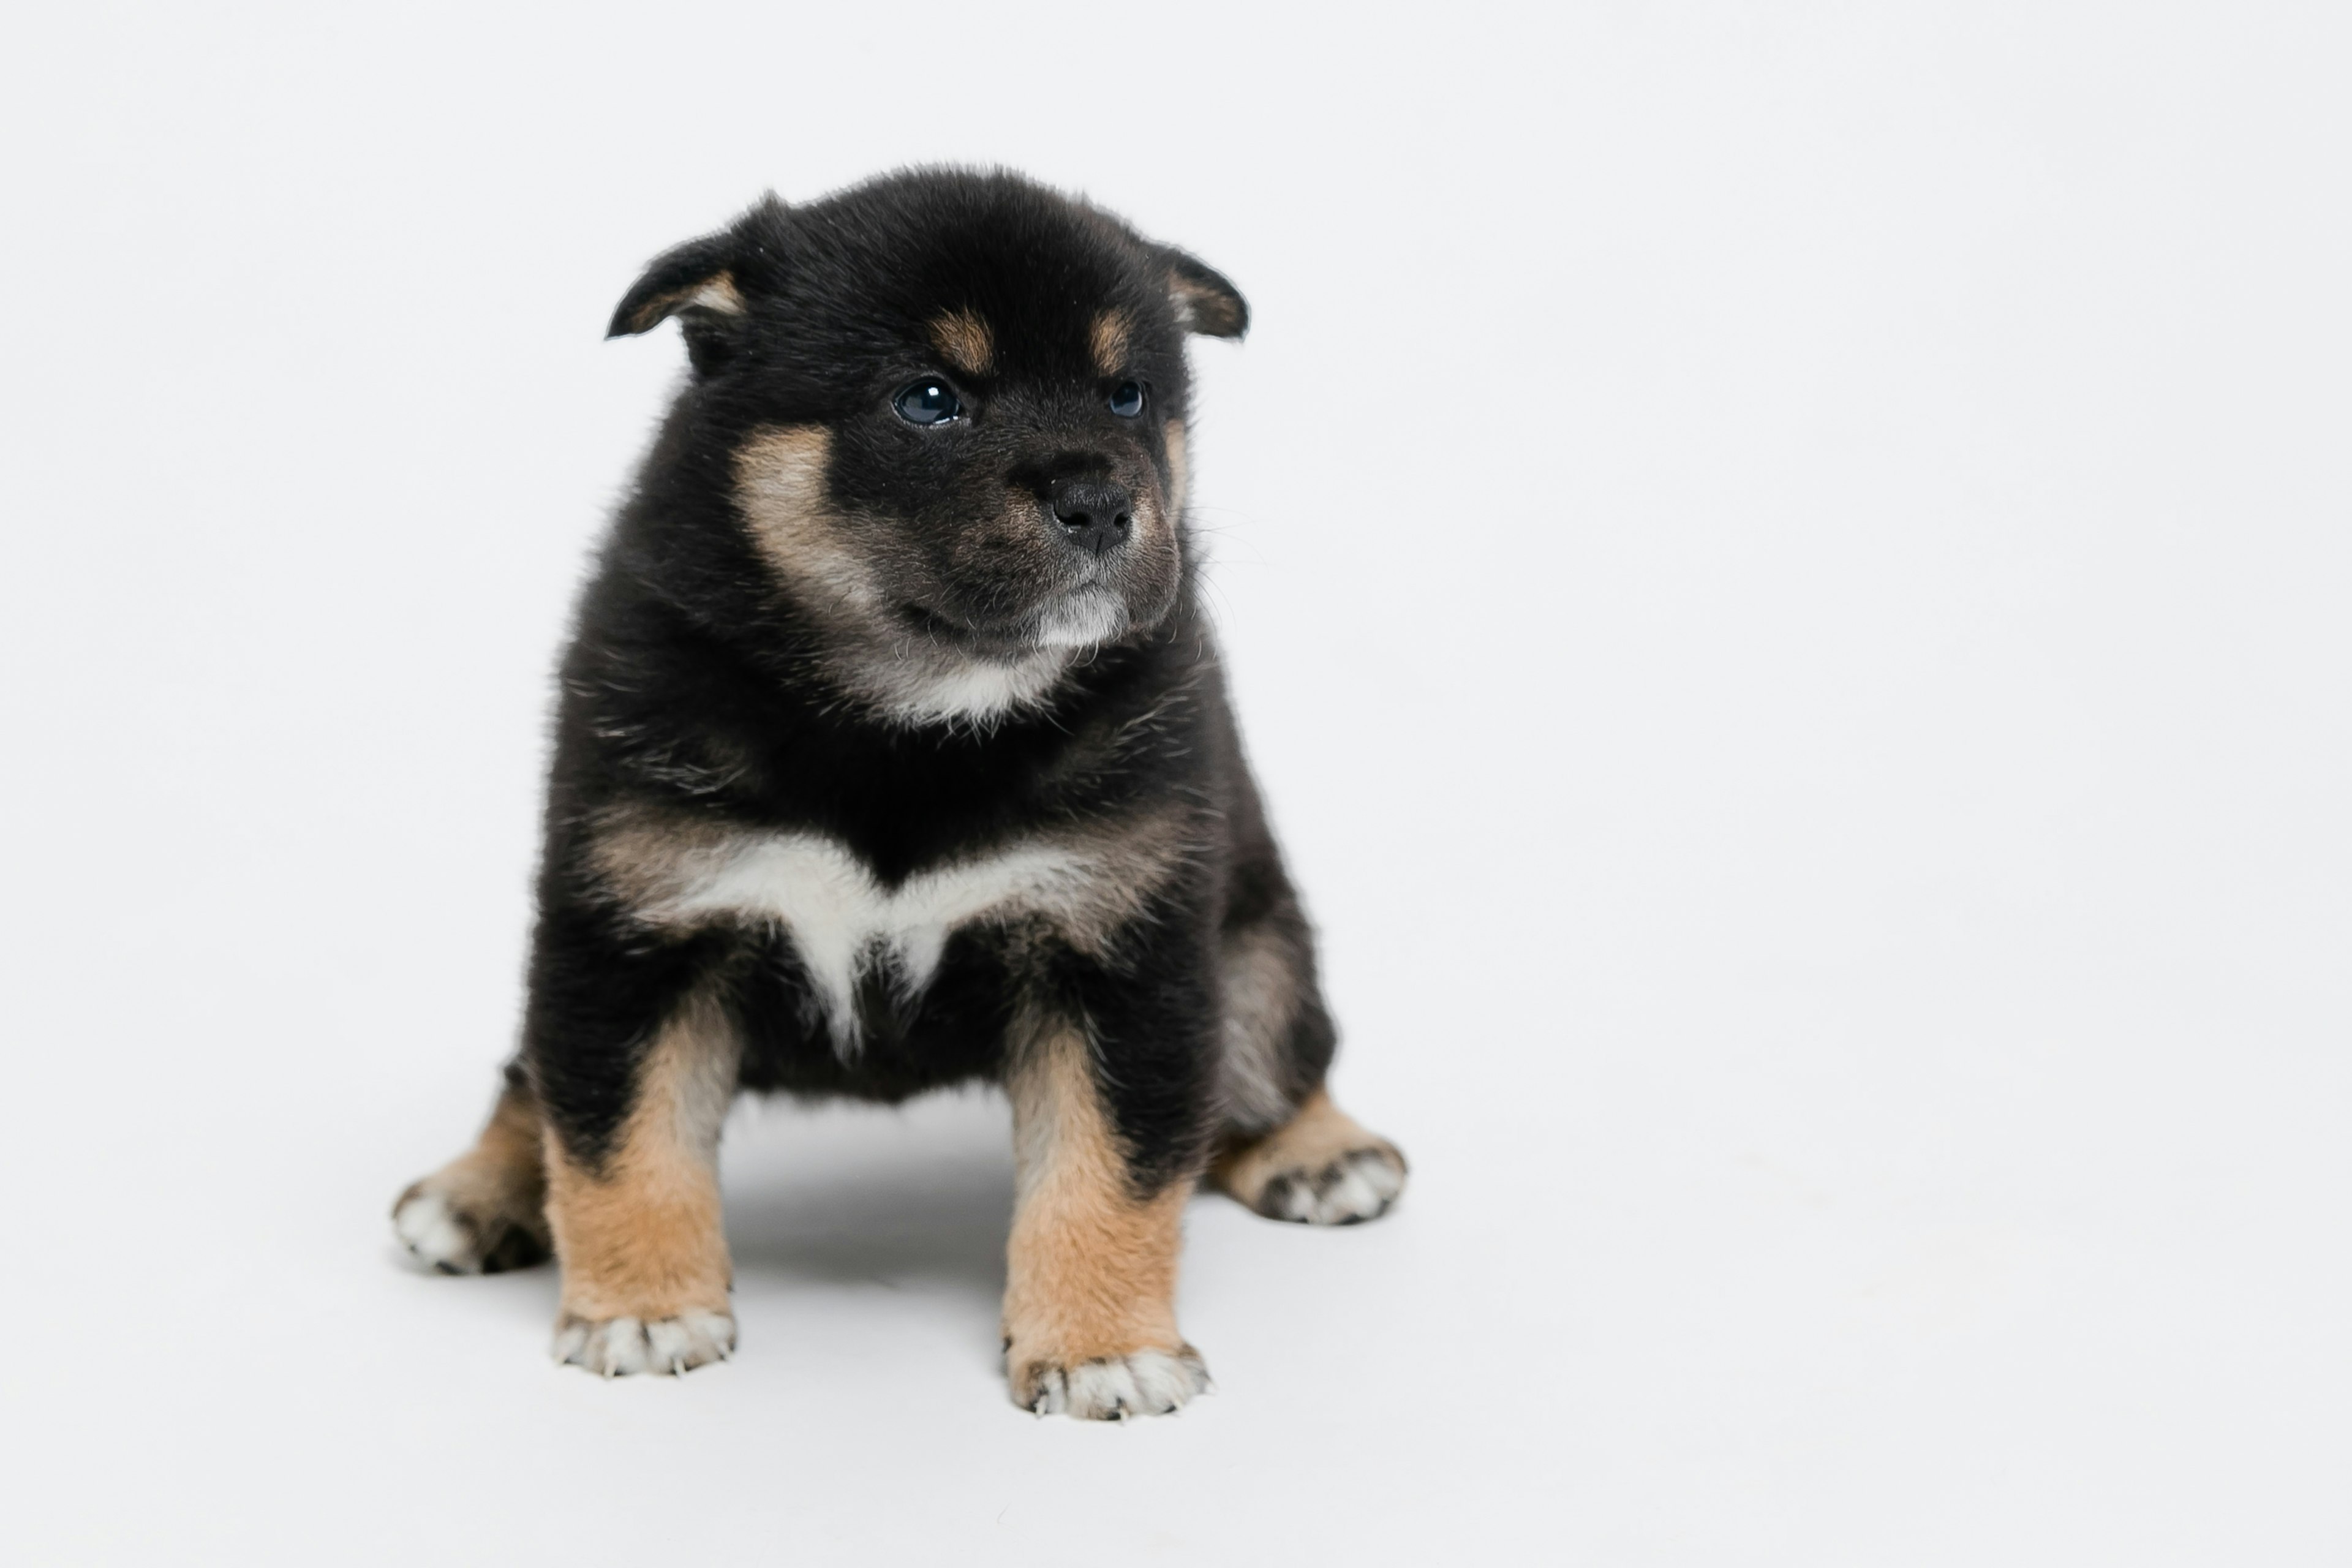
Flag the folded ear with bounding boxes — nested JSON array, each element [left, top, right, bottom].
[[608, 197, 790, 372], [606, 223, 752, 345], [1161, 249, 1249, 339], [607, 232, 749, 338]]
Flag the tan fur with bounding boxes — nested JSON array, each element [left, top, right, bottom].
[[1212, 1088, 1403, 1207], [731, 424, 1111, 725], [543, 987, 739, 1325], [584, 804, 741, 910], [1164, 418, 1188, 516], [1167, 272, 1245, 337], [396, 1078, 549, 1250], [1001, 1005, 1192, 1399], [585, 797, 1202, 959], [930, 309, 994, 376], [1216, 919, 1304, 1131], [1089, 310, 1131, 375], [629, 270, 745, 332], [687, 273, 745, 315], [733, 424, 890, 617]]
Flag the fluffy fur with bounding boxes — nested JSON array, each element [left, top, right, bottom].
[[394, 168, 1406, 1417]]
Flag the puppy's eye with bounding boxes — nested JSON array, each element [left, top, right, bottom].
[[1108, 380, 1146, 418], [894, 380, 963, 426]]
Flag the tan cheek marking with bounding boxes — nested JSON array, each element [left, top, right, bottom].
[[734, 425, 891, 618], [1089, 311, 1132, 376], [1001, 1005, 1190, 1390], [930, 309, 995, 376], [543, 988, 739, 1324], [1163, 418, 1189, 518]]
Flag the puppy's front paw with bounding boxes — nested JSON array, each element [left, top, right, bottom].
[[393, 1182, 551, 1275], [552, 1310, 736, 1376], [1010, 1346, 1210, 1420], [1252, 1144, 1407, 1226]]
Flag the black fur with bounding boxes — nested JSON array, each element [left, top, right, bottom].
[[523, 168, 1332, 1199]]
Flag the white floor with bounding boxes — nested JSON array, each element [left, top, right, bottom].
[[6, 5, 2347, 1562], [18, 907, 2344, 1564]]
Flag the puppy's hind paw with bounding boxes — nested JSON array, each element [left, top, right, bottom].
[[1254, 1144, 1407, 1226], [1012, 1347, 1210, 1420], [552, 1310, 737, 1377], [1214, 1092, 1409, 1226], [393, 1183, 552, 1275]]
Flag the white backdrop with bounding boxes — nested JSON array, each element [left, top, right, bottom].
[[4, 3, 2345, 1562]]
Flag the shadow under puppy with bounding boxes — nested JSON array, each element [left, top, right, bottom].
[[394, 169, 1406, 1419]]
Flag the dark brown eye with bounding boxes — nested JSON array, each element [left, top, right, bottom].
[[1108, 380, 1145, 418], [894, 379, 963, 425]]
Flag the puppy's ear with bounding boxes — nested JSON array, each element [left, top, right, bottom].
[[608, 233, 748, 338], [609, 198, 786, 372], [1161, 249, 1249, 339]]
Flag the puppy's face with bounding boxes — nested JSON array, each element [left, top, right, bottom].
[[611, 173, 1246, 705]]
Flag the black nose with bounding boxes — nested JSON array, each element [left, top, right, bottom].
[[1049, 477, 1133, 557]]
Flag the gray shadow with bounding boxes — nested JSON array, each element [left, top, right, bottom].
[[386, 1095, 1020, 1351], [718, 1095, 1016, 1309]]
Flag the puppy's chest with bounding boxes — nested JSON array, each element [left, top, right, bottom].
[[593, 811, 1183, 1052]]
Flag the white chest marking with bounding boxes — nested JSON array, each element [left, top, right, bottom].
[[643, 831, 1109, 1051]]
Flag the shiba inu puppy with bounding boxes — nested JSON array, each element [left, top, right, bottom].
[[394, 169, 1406, 1419]]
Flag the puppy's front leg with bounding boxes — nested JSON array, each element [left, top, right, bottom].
[[1003, 1003, 1209, 1419], [540, 982, 741, 1377]]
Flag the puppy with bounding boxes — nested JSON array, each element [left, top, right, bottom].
[[393, 169, 1406, 1419]]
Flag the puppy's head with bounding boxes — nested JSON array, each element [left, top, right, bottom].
[[609, 170, 1246, 723]]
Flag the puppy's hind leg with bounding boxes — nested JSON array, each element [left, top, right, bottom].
[[1213, 1090, 1408, 1226], [393, 1063, 554, 1274], [1209, 917, 1408, 1226]]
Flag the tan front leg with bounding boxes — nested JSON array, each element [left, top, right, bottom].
[[1001, 1006, 1207, 1419], [543, 986, 740, 1376]]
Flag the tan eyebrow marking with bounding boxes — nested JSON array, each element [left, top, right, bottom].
[[929, 309, 994, 376], [1089, 311, 1132, 375]]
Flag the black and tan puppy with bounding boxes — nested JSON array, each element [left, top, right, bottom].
[[393, 169, 1406, 1419]]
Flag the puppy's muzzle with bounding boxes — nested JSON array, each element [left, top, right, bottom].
[[1049, 476, 1133, 557]]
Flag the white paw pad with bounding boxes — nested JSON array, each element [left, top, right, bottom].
[[1021, 1348, 1210, 1420], [391, 1184, 550, 1274], [552, 1310, 737, 1376], [394, 1191, 475, 1272], [1259, 1146, 1407, 1225]]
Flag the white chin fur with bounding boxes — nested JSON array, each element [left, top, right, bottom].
[[843, 589, 1127, 728], [1031, 587, 1127, 649]]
